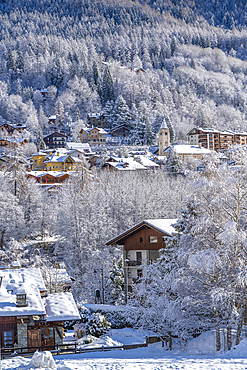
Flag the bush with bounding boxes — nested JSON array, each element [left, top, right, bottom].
[[86, 313, 111, 337]]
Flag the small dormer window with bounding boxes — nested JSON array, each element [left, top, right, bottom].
[[16, 288, 28, 307]]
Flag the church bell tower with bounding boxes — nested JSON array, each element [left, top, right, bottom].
[[158, 119, 170, 156]]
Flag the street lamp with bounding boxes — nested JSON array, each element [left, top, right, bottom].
[[93, 268, 104, 304], [124, 259, 129, 305]]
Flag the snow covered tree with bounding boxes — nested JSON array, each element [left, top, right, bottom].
[[86, 313, 111, 337], [16, 48, 24, 73], [39, 105, 48, 129], [101, 66, 114, 106], [164, 114, 175, 144], [6, 48, 15, 71], [113, 95, 131, 127], [165, 148, 184, 173], [103, 100, 115, 128], [105, 257, 125, 305], [0, 189, 26, 249], [55, 97, 64, 127], [34, 125, 46, 151], [168, 148, 247, 351]]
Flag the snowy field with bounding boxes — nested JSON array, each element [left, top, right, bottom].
[[2, 328, 247, 369]]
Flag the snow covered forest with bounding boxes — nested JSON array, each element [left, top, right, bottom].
[[1, 0, 247, 141], [3, 0, 247, 354]]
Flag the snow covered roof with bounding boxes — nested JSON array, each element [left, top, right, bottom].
[[135, 156, 159, 167], [87, 112, 103, 119], [45, 292, 80, 321], [104, 158, 147, 171], [106, 219, 177, 245], [164, 145, 211, 155], [66, 142, 92, 153], [0, 268, 46, 317], [32, 151, 47, 156], [43, 131, 67, 139], [144, 219, 177, 236], [187, 127, 247, 136], [86, 127, 108, 134], [160, 119, 168, 130], [44, 154, 76, 164], [28, 170, 70, 178]]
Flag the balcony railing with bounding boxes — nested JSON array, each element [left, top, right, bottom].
[[127, 260, 142, 266]]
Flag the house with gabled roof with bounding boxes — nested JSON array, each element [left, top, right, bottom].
[[80, 127, 108, 144], [106, 219, 177, 297], [43, 132, 67, 149], [0, 267, 80, 351]]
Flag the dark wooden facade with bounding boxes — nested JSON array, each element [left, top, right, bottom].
[[0, 317, 17, 348], [124, 226, 166, 250], [0, 316, 63, 350], [43, 132, 67, 149]]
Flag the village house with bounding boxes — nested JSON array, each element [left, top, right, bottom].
[[163, 144, 211, 161], [111, 124, 132, 138], [66, 142, 92, 155], [80, 127, 108, 144], [0, 123, 26, 136], [0, 137, 28, 148], [87, 113, 108, 128], [40, 88, 57, 100], [0, 266, 80, 351], [106, 219, 176, 297], [100, 157, 147, 171], [31, 150, 82, 171], [43, 132, 67, 149], [27, 171, 70, 184], [187, 127, 247, 151]]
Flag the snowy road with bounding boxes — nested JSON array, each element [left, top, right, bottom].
[[2, 347, 247, 370]]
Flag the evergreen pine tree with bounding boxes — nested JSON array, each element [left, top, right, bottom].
[[102, 66, 114, 106], [165, 148, 184, 173], [16, 79, 22, 96], [103, 100, 115, 128], [39, 106, 48, 130], [16, 48, 24, 73], [92, 61, 99, 86], [114, 95, 131, 127], [164, 114, 175, 143], [6, 48, 15, 71], [105, 257, 125, 305], [34, 126, 46, 151], [55, 98, 64, 127]]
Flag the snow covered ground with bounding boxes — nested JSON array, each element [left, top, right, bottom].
[[2, 328, 247, 369]]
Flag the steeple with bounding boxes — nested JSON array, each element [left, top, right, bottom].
[[158, 119, 170, 156]]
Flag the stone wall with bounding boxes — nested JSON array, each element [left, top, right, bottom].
[[17, 323, 27, 347]]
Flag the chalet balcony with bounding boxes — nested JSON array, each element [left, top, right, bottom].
[[127, 260, 142, 266]]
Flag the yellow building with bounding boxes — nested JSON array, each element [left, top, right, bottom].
[[32, 151, 47, 170], [31, 151, 82, 171]]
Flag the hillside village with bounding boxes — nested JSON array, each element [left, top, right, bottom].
[[2, 0, 247, 368]]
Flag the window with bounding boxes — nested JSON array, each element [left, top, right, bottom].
[[4, 331, 13, 347], [137, 269, 143, 278], [149, 236, 158, 243], [140, 237, 143, 242]]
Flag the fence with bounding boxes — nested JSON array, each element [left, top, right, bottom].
[[0, 338, 149, 359]]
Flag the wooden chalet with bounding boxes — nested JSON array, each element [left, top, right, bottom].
[[43, 132, 67, 149], [0, 138, 28, 147], [27, 171, 69, 184], [0, 267, 80, 352], [106, 219, 176, 296], [0, 123, 26, 136], [111, 124, 132, 137]]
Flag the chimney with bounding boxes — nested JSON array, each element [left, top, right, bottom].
[[16, 288, 28, 307], [12, 261, 21, 269]]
